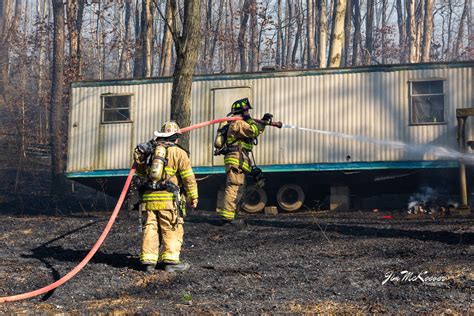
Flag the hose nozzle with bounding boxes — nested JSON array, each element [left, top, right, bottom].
[[254, 119, 283, 128]]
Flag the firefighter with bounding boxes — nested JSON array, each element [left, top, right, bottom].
[[133, 121, 198, 273], [215, 98, 272, 224]]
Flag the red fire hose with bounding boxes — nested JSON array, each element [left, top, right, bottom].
[[0, 116, 282, 303]]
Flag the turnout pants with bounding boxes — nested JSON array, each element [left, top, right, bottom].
[[216, 167, 246, 221], [140, 209, 183, 265]]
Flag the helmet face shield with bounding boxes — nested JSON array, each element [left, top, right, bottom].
[[230, 98, 252, 114], [153, 120, 181, 138]]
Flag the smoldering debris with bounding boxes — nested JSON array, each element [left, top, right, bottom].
[[407, 187, 458, 214]]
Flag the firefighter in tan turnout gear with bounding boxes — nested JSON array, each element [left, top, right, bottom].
[[133, 121, 198, 273], [214, 98, 273, 224]]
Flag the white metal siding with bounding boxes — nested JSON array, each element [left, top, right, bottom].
[[67, 65, 473, 173]]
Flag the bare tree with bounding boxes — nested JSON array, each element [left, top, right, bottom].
[[238, 0, 250, 72], [421, 0, 433, 62], [169, 0, 202, 151], [342, 0, 351, 66], [50, 0, 65, 198], [249, 0, 258, 71], [0, 0, 21, 103], [276, 0, 283, 66], [318, 0, 328, 67], [159, 0, 173, 76], [133, 0, 143, 78], [395, 0, 405, 62], [328, 0, 346, 67], [351, 0, 361, 65], [119, 0, 132, 77], [66, 0, 84, 79], [381, 0, 387, 63], [453, 0, 469, 59], [307, 0, 317, 67], [364, 0, 374, 64], [142, 0, 153, 77], [406, 0, 416, 63]]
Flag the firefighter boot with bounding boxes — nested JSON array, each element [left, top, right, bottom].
[[164, 262, 190, 273], [143, 264, 155, 273]]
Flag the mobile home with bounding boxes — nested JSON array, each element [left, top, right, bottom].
[[67, 61, 474, 210]]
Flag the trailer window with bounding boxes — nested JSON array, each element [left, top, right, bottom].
[[410, 80, 444, 124], [102, 95, 131, 123]]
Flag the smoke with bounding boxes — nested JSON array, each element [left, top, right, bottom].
[[407, 187, 458, 214]]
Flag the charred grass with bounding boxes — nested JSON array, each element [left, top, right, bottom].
[[0, 210, 472, 314]]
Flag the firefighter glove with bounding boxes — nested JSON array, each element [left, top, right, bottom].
[[261, 113, 273, 124]]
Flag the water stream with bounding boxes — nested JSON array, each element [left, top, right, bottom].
[[282, 123, 474, 163]]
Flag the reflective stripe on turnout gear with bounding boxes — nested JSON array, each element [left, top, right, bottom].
[[224, 157, 252, 173], [165, 166, 177, 177], [140, 253, 159, 264], [179, 168, 194, 179], [217, 208, 235, 221], [159, 252, 180, 263], [227, 135, 254, 151], [142, 192, 175, 201], [186, 188, 198, 199]]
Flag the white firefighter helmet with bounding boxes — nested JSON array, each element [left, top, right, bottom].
[[153, 121, 181, 138]]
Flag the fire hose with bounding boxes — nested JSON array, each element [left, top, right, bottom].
[[0, 116, 282, 303]]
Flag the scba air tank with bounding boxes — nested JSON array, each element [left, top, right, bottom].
[[214, 122, 227, 149], [149, 145, 167, 183]]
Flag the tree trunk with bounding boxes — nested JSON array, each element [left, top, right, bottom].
[[208, 0, 224, 73], [364, 0, 374, 64], [50, 0, 65, 198], [342, 0, 351, 66], [328, 0, 346, 67], [406, 0, 416, 63], [285, 0, 293, 66], [0, 0, 19, 101], [170, 0, 201, 151], [66, 0, 84, 79], [133, 0, 143, 78], [249, 0, 258, 71], [421, 0, 433, 62], [453, 0, 468, 59], [318, 0, 327, 68], [351, 0, 360, 66], [381, 0, 387, 63], [119, 0, 131, 77], [306, 0, 316, 67], [414, 0, 423, 62], [291, 1, 302, 66], [276, 0, 282, 66], [238, 0, 250, 72], [395, 0, 405, 62], [141, 0, 153, 77], [160, 0, 173, 76]]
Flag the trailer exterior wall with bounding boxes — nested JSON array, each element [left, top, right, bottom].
[[67, 63, 473, 174]]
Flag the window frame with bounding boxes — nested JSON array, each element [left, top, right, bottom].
[[408, 78, 446, 126], [100, 93, 133, 124]]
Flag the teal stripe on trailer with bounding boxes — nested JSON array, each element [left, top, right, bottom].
[[66, 160, 459, 178]]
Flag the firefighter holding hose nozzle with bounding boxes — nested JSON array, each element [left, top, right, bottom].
[[133, 121, 198, 273], [214, 98, 274, 225]]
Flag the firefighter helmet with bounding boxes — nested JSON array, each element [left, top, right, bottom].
[[153, 121, 181, 138], [230, 98, 252, 114]]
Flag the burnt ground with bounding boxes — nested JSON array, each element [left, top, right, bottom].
[[0, 209, 473, 314]]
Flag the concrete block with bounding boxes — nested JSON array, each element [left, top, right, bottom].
[[264, 206, 278, 215], [330, 185, 350, 211]]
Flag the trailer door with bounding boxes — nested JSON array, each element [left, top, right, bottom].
[[212, 87, 252, 167], [97, 94, 134, 170]]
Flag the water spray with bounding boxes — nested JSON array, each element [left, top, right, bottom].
[[282, 123, 473, 163]]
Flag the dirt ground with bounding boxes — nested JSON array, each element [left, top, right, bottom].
[[0, 209, 473, 314]]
